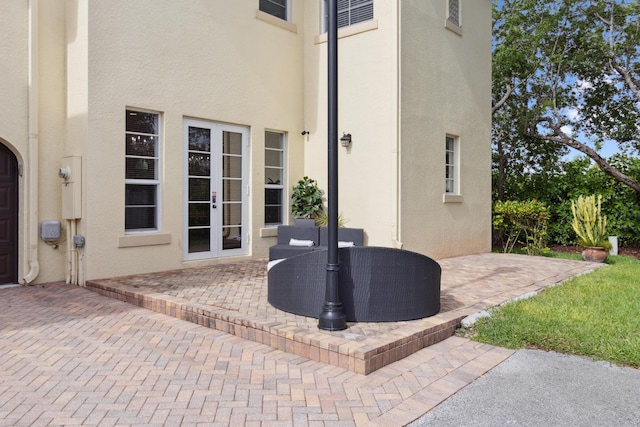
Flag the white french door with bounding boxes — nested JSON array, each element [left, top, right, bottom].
[[183, 119, 249, 260]]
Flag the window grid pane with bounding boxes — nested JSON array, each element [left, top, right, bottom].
[[265, 132, 285, 225], [448, 0, 460, 27], [259, 0, 287, 20], [445, 136, 456, 194], [125, 110, 160, 231], [325, 0, 373, 31]]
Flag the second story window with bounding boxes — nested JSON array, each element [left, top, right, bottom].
[[260, 0, 288, 21], [323, 0, 374, 32]]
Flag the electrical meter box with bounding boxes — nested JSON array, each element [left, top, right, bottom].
[[41, 220, 61, 242], [60, 156, 82, 219]]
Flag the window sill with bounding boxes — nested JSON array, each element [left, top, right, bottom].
[[443, 194, 463, 203], [118, 233, 172, 248], [255, 10, 297, 33], [445, 20, 463, 36], [260, 227, 279, 238], [314, 20, 378, 44]]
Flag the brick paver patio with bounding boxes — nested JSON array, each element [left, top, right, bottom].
[[87, 253, 600, 375], [0, 253, 601, 426]]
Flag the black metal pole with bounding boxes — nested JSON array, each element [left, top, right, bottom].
[[318, 0, 347, 331]]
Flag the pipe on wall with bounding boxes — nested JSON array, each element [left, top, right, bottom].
[[23, 0, 40, 284], [390, 0, 402, 249]]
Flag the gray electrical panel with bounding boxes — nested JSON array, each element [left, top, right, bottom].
[[41, 221, 61, 242]]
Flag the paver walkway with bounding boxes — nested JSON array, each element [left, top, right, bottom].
[[87, 254, 600, 375], [1, 283, 512, 426], [0, 254, 601, 426]]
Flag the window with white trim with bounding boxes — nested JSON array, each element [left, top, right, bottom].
[[446, 0, 462, 34], [265, 131, 286, 225], [445, 135, 458, 194], [323, 0, 374, 32], [260, 0, 288, 21], [125, 109, 160, 231]]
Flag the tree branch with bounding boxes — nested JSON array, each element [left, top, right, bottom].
[[492, 84, 514, 113], [610, 58, 640, 104], [526, 117, 640, 194]]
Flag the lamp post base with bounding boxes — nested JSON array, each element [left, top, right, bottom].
[[318, 303, 347, 331]]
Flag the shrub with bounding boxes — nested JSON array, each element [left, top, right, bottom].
[[493, 200, 550, 255]]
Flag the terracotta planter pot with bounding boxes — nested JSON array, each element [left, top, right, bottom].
[[581, 247, 608, 263]]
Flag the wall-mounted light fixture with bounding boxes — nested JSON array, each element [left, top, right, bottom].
[[340, 133, 352, 148]]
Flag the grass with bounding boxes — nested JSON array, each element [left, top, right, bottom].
[[465, 253, 640, 368]]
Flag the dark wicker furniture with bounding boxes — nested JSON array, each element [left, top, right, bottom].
[[268, 246, 441, 322], [268, 225, 364, 260]]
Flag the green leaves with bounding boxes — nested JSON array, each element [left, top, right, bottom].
[[492, 0, 640, 196], [493, 199, 550, 255], [290, 176, 323, 219], [571, 194, 610, 248]]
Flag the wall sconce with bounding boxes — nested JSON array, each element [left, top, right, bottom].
[[340, 133, 352, 147]]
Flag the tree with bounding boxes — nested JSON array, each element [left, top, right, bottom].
[[492, 0, 640, 196]]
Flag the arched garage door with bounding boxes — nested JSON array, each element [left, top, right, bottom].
[[0, 144, 18, 284]]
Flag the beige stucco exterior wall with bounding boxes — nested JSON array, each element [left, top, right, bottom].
[[0, 1, 67, 284], [0, 1, 28, 151], [75, 0, 305, 280], [2, 1, 491, 284], [302, 0, 400, 247], [399, 0, 492, 259], [0, 1, 29, 282]]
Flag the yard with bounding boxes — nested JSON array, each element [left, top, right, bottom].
[[462, 251, 640, 369]]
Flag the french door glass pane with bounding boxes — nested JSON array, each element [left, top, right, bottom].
[[189, 228, 210, 253], [189, 127, 211, 152], [222, 226, 242, 250], [189, 153, 210, 176], [223, 202, 242, 227], [223, 180, 242, 202], [189, 203, 210, 227], [189, 178, 210, 201]]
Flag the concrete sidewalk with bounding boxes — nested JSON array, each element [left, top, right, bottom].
[[410, 349, 640, 427]]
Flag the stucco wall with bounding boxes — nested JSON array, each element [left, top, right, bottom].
[[0, 1, 67, 284], [0, 1, 28, 150], [399, 0, 492, 259], [302, 0, 400, 247], [77, 0, 305, 279]]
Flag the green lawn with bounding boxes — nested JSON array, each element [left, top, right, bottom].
[[465, 254, 640, 368]]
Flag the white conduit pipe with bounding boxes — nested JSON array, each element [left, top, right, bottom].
[[23, 0, 40, 284], [70, 220, 78, 286], [66, 219, 72, 284]]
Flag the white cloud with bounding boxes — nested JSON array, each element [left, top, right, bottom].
[[566, 108, 580, 120], [560, 125, 573, 136]]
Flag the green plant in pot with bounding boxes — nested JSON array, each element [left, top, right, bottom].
[[570, 194, 612, 262], [291, 176, 323, 226], [315, 210, 348, 227]]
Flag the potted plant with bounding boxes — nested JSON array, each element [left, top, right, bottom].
[[315, 210, 348, 227], [291, 176, 323, 226], [570, 194, 612, 262]]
